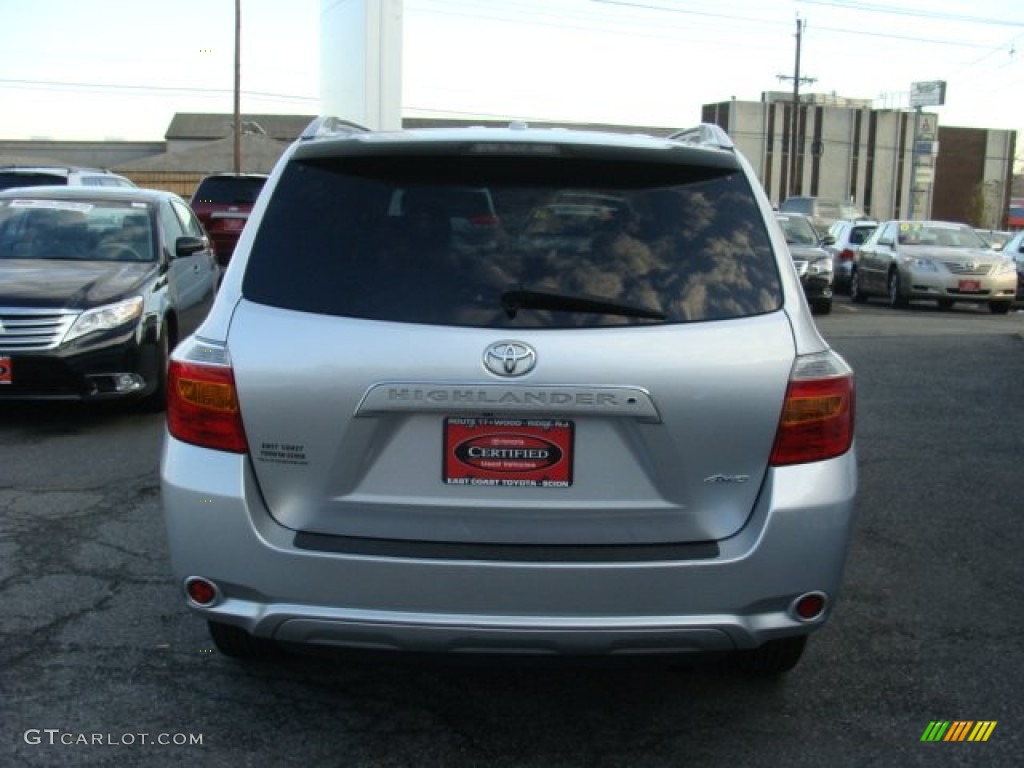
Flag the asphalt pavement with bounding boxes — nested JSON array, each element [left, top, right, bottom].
[[2, 297, 1023, 767]]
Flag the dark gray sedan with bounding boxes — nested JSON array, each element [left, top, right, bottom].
[[776, 212, 835, 315]]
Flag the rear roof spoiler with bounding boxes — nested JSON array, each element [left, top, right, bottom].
[[667, 124, 735, 151], [300, 116, 371, 141]]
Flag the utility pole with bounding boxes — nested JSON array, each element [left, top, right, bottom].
[[233, 0, 241, 174], [777, 17, 816, 199]]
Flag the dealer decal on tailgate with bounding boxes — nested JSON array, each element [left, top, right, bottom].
[[444, 417, 574, 488]]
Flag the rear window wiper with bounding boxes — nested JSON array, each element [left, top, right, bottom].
[[500, 289, 666, 321]]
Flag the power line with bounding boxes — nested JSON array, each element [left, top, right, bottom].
[[0, 77, 317, 103], [796, 0, 1024, 27], [589, 0, 999, 47]]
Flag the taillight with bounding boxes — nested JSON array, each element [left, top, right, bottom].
[[839, 248, 855, 261], [167, 359, 248, 453], [469, 214, 500, 227], [770, 351, 855, 466]]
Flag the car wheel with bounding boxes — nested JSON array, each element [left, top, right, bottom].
[[812, 298, 832, 315], [887, 270, 907, 308], [850, 269, 867, 303], [730, 635, 808, 676], [989, 301, 1011, 315], [937, 299, 954, 311], [208, 621, 283, 660], [137, 325, 170, 412]]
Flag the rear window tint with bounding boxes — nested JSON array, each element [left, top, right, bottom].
[[0, 173, 67, 190], [780, 198, 812, 215], [849, 226, 876, 245], [243, 156, 782, 327], [193, 177, 266, 205]]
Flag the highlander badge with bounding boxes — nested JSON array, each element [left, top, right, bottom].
[[483, 341, 537, 377]]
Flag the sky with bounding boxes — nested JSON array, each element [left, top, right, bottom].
[[0, 0, 1022, 164]]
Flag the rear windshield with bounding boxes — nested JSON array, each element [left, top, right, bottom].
[[780, 198, 812, 215], [243, 155, 782, 327], [193, 177, 266, 205], [849, 225, 876, 245], [0, 172, 66, 191]]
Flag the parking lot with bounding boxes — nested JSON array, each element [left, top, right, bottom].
[[3, 296, 1023, 767]]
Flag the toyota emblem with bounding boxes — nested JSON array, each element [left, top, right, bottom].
[[483, 341, 537, 377]]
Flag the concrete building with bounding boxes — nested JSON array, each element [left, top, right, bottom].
[[701, 93, 1017, 228], [320, 0, 403, 130]]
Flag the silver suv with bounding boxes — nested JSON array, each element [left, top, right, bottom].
[[161, 120, 857, 674]]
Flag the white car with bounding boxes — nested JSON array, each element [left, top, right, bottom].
[[826, 219, 878, 293]]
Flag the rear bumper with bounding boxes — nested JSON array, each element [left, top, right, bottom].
[[834, 262, 853, 290], [161, 435, 858, 655], [209, 233, 240, 266]]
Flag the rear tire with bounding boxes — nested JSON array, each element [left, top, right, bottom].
[[730, 635, 808, 676], [812, 298, 832, 315], [850, 269, 867, 303], [208, 621, 283, 661]]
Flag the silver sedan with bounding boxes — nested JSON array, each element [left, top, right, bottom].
[[851, 220, 1017, 313]]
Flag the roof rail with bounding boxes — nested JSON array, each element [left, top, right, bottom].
[[667, 124, 734, 150], [300, 116, 371, 141]]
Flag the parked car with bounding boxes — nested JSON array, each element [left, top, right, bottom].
[[0, 186, 218, 408], [0, 165, 135, 191], [386, 185, 500, 254], [190, 173, 268, 265], [1000, 229, 1024, 302], [779, 196, 866, 233], [161, 120, 857, 675], [826, 219, 879, 293], [851, 220, 1016, 313], [775, 212, 835, 314]]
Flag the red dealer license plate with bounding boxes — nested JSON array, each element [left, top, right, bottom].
[[0, 356, 11, 385], [958, 279, 981, 293], [444, 417, 574, 488]]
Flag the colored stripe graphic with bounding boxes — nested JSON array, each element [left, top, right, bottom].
[[921, 722, 949, 742], [945, 721, 973, 741], [968, 722, 997, 742], [920, 721, 996, 742]]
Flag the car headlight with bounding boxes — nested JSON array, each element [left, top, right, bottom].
[[808, 258, 833, 275], [64, 296, 144, 343], [994, 259, 1017, 275], [906, 257, 938, 272]]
